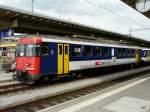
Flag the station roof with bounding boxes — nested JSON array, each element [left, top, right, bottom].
[[0, 4, 150, 47], [121, 0, 150, 18]]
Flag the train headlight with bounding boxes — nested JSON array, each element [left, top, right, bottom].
[[25, 63, 30, 67]]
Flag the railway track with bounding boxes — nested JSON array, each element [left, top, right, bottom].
[[0, 75, 85, 96], [0, 83, 29, 95], [1, 66, 150, 112], [0, 80, 19, 87]]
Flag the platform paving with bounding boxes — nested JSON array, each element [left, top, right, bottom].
[[38, 73, 150, 112], [0, 70, 13, 81]]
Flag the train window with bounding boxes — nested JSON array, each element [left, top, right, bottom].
[[59, 45, 62, 55], [26, 44, 37, 57], [72, 46, 81, 57], [147, 51, 150, 56], [146, 51, 149, 56], [41, 44, 48, 56], [50, 49, 54, 55], [117, 48, 127, 57], [65, 46, 68, 54], [116, 48, 122, 56], [122, 48, 126, 56], [83, 46, 92, 56], [16, 45, 25, 56], [142, 51, 145, 57], [131, 49, 135, 57], [94, 47, 101, 56], [145, 51, 147, 57], [127, 49, 131, 57], [35, 45, 41, 56], [16, 45, 25, 57], [101, 47, 109, 57], [114, 48, 117, 56]]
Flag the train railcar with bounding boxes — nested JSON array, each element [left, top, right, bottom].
[[141, 48, 150, 62], [13, 36, 150, 84]]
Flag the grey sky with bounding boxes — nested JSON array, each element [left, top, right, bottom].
[[0, 0, 150, 41]]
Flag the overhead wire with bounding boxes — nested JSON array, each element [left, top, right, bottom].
[[34, 0, 100, 20], [33, 0, 148, 29], [144, 0, 147, 11], [82, 0, 147, 27]]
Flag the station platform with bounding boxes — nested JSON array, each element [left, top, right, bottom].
[[39, 73, 150, 112], [0, 71, 13, 81]]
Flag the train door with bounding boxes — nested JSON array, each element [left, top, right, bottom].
[[57, 44, 69, 75], [147, 51, 150, 61], [64, 44, 69, 74], [135, 49, 141, 64], [112, 48, 116, 63]]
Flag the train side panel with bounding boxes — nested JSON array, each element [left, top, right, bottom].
[[141, 50, 150, 62], [69, 44, 112, 71], [69, 46, 138, 71], [40, 42, 57, 75]]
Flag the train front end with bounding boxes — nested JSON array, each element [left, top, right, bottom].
[[13, 37, 42, 84]]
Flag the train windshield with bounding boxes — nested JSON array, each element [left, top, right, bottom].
[[16, 44, 40, 57]]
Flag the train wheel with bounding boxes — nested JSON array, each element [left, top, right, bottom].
[[25, 80, 35, 85], [77, 73, 83, 78], [70, 72, 83, 79], [39, 76, 50, 84], [131, 64, 134, 69], [71, 73, 77, 78], [44, 76, 50, 82]]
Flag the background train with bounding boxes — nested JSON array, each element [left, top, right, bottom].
[[13, 36, 150, 84]]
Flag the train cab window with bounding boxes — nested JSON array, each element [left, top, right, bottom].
[[16, 45, 25, 57], [72, 46, 81, 57], [26, 45, 35, 57], [101, 47, 109, 57], [41, 44, 48, 56], [83, 46, 92, 57], [94, 47, 101, 56]]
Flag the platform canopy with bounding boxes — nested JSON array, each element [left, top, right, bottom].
[[0, 4, 150, 47], [121, 0, 150, 18]]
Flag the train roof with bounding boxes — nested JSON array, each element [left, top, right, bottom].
[[42, 37, 142, 49], [141, 48, 150, 51], [18, 36, 150, 50]]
